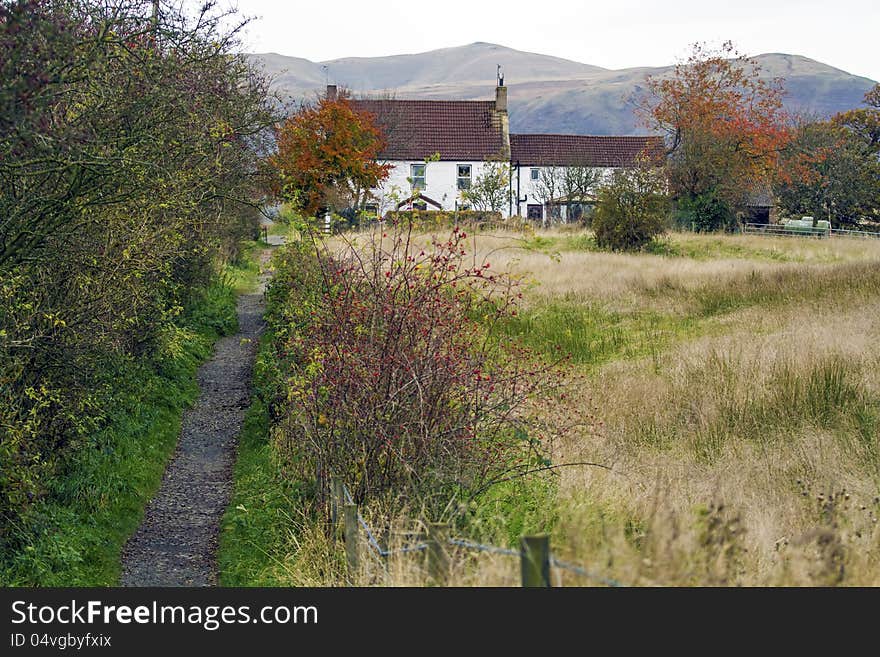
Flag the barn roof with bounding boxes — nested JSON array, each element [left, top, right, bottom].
[[510, 134, 665, 167]]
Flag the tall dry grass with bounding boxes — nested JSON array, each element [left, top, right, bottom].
[[272, 228, 880, 586], [516, 229, 880, 586]]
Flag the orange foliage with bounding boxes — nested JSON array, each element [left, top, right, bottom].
[[640, 41, 791, 203], [269, 94, 390, 215]]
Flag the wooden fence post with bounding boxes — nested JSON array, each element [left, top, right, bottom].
[[329, 477, 343, 539], [344, 504, 359, 582], [521, 534, 550, 587], [425, 523, 450, 585], [315, 459, 325, 507]]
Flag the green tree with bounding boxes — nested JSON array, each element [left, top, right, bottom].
[[677, 189, 737, 232], [592, 164, 670, 251], [775, 120, 880, 226], [461, 160, 510, 213], [833, 83, 880, 153]]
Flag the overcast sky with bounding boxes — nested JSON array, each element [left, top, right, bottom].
[[227, 0, 879, 82]]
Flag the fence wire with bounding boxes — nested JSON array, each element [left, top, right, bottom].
[[447, 537, 519, 557], [341, 482, 426, 558], [338, 481, 624, 585], [550, 557, 624, 588]]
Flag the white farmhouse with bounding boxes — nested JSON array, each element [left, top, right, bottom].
[[511, 133, 664, 223], [342, 82, 663, 222], [350, 84, 510, 216]]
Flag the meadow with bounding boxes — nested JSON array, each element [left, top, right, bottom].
[[492, 230, 880, 585], [222, 228, 880, 586]]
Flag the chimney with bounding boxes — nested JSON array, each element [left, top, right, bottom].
[[326, 84, 337, 101], [495, 84, 507, 113], [494, 80, 511, 160]]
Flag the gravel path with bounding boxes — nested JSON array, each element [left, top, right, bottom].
[[120, 272, 267, 586]]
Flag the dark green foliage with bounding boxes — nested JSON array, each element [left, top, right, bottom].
[[0, 1, 275, 536], [676, 191, 738, 232], [592, 166, 670, 251]]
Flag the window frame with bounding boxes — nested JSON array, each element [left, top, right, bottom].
[[457, 163, 472, 190], [410, 163, 426, 190]]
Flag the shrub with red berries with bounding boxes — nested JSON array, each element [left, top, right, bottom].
[[264, 221, 565, 514]]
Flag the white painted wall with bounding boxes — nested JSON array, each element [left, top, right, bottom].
[[512, 165, 615, 221], [369, 161, 619, 220], [370, 160, 508, 214]]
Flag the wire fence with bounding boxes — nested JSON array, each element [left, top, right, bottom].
[[743, 222, 880, 240], [336, 481, 625, 587]]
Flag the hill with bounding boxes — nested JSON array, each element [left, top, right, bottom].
[[249, 43, 878, 135]]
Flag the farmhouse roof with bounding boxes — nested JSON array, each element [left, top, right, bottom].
[[510, 134, 665, 167], [351, 99, 507, 161]]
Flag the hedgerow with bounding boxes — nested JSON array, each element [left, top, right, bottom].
[[0, 1, 275, 536]]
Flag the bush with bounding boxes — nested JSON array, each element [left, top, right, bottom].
[[383, 210, 504, 230], [676, 191, 737, 232], [0, 1, 275, 535], [592, 167, 670, 251], [264, 223, 564, 515]]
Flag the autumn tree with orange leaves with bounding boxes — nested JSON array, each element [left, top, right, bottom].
[[639, 42, 791, 230], [774, 120, 878, 226], [270, 93, 390, 216], [774, 84, 880, 227]]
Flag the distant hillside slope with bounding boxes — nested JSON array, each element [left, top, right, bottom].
[[249, 43, 878, 136]]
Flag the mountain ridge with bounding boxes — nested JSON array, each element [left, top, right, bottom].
[[249, 43, 878, 135]]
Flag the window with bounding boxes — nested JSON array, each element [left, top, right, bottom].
[[567, 202, 595, 223], [410, 163, 426, 190], [527, 204, 543, 220], [457, 164, 472, 190], [456, 201, 471, 211], [530, 168, 540, 181], [412, 200, 427, 211]]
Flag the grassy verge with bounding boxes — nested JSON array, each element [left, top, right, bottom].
[[0, 246, 258, 586], [218, 333, 304, 586]]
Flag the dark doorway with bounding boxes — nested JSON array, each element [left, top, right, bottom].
[[747, 206, 771, 224]]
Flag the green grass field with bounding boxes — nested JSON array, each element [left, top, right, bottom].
[[221, 229, 880, 586]]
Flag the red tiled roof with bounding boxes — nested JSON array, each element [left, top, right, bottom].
[[510, 134, 665, 167], [351, 99, 505, 161]]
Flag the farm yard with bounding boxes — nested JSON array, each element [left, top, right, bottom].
[[221, 226, 880, 586]]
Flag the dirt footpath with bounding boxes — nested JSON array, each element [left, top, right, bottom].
[[120, 274, 267, 586]]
